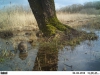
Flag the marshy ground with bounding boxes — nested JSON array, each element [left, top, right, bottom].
[[0, 6, 100, 71]]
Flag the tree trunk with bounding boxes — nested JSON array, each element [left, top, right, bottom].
[[28, 0, 67, 36]]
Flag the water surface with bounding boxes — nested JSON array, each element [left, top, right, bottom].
[[58, 30, 100, 71], [0, 29, 100, 71], [0, 41, 38, 71]]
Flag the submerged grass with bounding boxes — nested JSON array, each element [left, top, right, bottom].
[[0, 58, 5, 62], [0, 49, 15, 63]]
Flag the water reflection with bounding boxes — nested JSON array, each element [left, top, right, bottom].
[[0, 40, 38, 71], [0, 28, 100, 71], [58, 30, 100, 71], [19, 52, 28, 60], [33, 46, 58, 71]]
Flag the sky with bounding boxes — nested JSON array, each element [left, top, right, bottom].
[[0, 0, 100, 9]]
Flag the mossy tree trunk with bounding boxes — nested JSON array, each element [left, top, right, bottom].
[[28, 0, 67, 36]]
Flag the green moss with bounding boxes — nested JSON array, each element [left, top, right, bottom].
[[56, 23, 67, 31], [45, 25, 57, 36], [46, 16, 67, 31], [0, 58, 5, 62]]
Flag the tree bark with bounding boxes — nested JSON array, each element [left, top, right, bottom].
[[28, 0, 67, 36]]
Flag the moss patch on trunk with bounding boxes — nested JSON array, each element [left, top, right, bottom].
[[42, 16, 71, 36]]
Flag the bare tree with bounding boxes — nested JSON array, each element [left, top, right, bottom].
[[28, 0, 70, 36]]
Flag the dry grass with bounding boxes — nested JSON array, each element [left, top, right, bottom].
[[0, 8, 38, 31], [0, 6, 38, 45], [0, 6, 99, 43], [0, 6, 97, 31], [57, 12, 97, 27], [0, 6, 98, 31], [57, 12, 90, 22]]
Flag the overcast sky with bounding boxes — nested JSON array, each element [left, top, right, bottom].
[[0, 0, 100, 9]]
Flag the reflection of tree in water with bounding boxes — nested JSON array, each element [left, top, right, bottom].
[[32, 35, 96, 71], [19, 52, 28, 60], [33, 45, 58, 71]]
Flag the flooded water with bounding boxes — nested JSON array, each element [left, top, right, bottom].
[[58, 30, 100, 71], [0, 40, 38, 71], [0, 28, 100, 71]]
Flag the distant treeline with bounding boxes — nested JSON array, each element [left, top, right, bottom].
[[58, 1, 100, 14]]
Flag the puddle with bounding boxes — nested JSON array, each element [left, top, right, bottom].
[[0, 40, 38, 71], [58, 30, 100, 71], [0, 28, 100, 71]]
